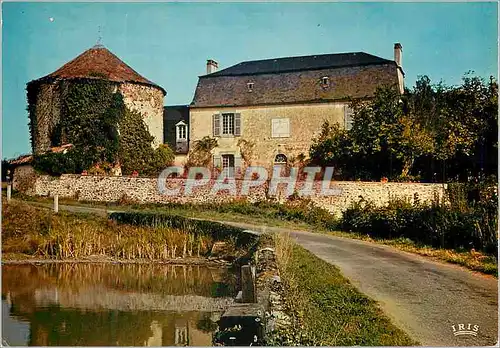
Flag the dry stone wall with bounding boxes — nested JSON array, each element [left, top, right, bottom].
[[29, 174, 446, 217]]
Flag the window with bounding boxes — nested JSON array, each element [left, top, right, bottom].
[[222, 154, 235, 177], [271, 118, 290, 138], [178, 125, 186, 139], [274, 153, 287, 164], [213, 113, 241, 136], [222, 113, 234, 135], [176, 124, 187, 140], [176, 121, 188, 140], [247, 82, 254, 92], [344, 106, 354, 131], [321, 76, 329, 88], [175, 121, 188, 153]]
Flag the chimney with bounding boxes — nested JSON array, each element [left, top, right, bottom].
[[206, 59, 218, 74], [394, 43, 402, 67]]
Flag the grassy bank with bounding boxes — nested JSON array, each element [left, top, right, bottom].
[[1, 201, 239, 261], [9, 193, 498, 276], [271, 233, 417, 346]]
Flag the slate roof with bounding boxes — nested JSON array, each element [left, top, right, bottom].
[[31, 45, 166, 94], [191, 51, 401, 108], [163, 105, 190, 148], [204, 52, 396, 77]]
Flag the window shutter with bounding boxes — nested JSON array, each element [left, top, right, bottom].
[[282, 119, 290, 137], [234, 155, 242, 177], [213, 114, 220, 136], [344, 106, 354, 131], [234, 155, 242, 168], [234, 113, 241, 136], [271, 119, 278, 138], [213, 155, 221, 168]]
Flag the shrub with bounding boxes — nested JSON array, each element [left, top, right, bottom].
[[33, 148, 95, 175], [186, 136, 218, 168], [119, 109, 174, 176], [341, 184, 498, 254], [146, 144, 175, 175]]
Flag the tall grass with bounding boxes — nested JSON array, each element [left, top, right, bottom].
[[2, 201, 220, 260], [109, 210, 259, 248]]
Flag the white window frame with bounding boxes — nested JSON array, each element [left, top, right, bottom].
[[222, 113, 235, 135], [271, 118, 290, 138], [221, 154, 235, 178], [176, 121, 188, 141], [344, 106, 354, 131]]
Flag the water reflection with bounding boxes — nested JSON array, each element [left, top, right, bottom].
[[2, 264, 237, 346]]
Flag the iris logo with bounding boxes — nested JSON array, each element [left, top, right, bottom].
[[451, 323, 479, 337]]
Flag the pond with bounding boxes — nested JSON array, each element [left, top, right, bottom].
[[2, 263, 238, 346]]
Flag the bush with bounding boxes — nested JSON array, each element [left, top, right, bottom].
[[186, 136, 218, 168], [118, 109, 174, 176], [33, 148, 95, 175], [146, 144, 175, 176], [341, 184, 498, 254]]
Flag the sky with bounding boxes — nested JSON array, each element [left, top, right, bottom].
[[1, 2, 498, 159]]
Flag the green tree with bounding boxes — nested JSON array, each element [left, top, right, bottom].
[[118, 108, 174, 175], [309, 74, 498, 182]]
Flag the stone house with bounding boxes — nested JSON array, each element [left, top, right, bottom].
[[17, 42, 404, 180], [189, 43, 404, 175], [26, 44, 166, 153]]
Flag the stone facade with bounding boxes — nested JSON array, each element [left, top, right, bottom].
[[189, 47, 403, 170], [31, 82, 63, 153], [120, 83, 165, 147], [24, 174, 446, 217], [190, 102, 347, 168], [12, 165, 37, 195]]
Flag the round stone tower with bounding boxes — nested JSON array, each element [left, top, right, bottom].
[[27, 44, 166, 153]]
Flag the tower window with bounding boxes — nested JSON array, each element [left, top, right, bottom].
[[247, 82, 254, 92]]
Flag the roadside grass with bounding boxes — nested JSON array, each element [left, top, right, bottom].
[[375, 237, 498, 276], [8, 193, 498, 276], [1, 201, 223, 260], [324, 232, 498, 277], [272, 232, 418, 346]]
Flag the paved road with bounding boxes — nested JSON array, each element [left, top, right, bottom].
[[19, 200, 499, 346], [289, 231, 498, 346]]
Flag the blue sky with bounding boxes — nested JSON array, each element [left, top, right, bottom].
[[2, 2, 498, 159]]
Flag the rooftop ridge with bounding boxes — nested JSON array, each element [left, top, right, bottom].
[[203, 51, 394, 78], [30, 45, 166, 94]]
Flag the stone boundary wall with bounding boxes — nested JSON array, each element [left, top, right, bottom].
[[27, 174, 447, 217]]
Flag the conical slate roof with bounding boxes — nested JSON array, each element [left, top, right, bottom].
[[33, 45, 165, 94]]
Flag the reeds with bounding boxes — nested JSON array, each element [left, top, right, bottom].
[[2, 201, 220, 260]]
